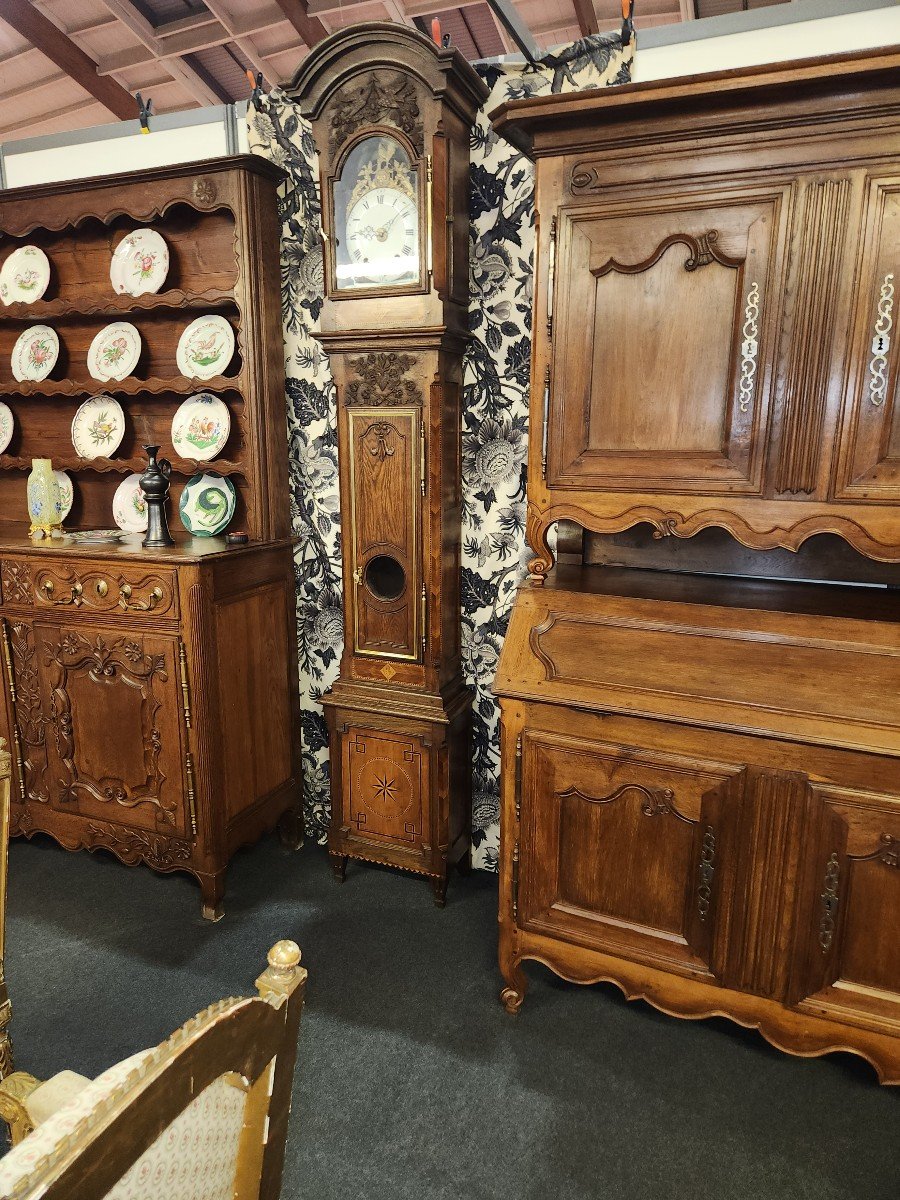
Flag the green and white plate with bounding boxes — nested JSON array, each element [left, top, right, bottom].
[[179, 471, 236, 537]]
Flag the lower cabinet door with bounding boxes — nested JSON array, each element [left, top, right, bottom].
[[35, 621, 188, 835], [790, 783, 900, 1029], [518, 731, 747, 981], [341, 726, 427, 847]]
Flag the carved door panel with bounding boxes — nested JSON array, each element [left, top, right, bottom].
[[1, 618, 52, 807], [35, 622, 187, 835], [548, 189, 788, 494], [341, 725, 426, 848], [789, 783, 900, 1028], [518, 731, 746, 981], [834, 176, 900, 501], [347, 405, 422, 661]]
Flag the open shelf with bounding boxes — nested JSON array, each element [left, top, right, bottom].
[[0, 285, 237, 322], [1, 372, 246, 399]]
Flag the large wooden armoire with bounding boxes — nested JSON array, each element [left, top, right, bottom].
[[0, 157, 301, 920], [491, 48, 900, 1082], [287, 26, 486, 904]]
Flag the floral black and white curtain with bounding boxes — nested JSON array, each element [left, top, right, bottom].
[[248, 30, 634, 870]]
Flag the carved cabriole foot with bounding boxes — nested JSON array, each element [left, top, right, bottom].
[[199, 872, 225, 922], [500, 960, 529, 1014], [276, 807, 304, 850], [431, 873, 449, 908], [329, 853, 348, 884], [0, 1071, 40, 1146]]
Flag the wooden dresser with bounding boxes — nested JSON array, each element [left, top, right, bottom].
[[491, 49, 900, 1082], [0, 157, 301, 919]]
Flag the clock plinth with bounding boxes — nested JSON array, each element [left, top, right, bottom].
[[288, 24, 487, 902]]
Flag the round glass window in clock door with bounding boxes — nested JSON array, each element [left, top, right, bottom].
[[331, 135, 421, 292]]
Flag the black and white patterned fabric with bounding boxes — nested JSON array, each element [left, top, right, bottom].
[[247, 31, 634, 867]]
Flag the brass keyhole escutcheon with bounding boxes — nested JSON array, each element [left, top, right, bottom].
[[96, 579, 108, 598]]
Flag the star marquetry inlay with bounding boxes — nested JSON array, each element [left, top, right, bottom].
[[372, 773, 397, 805]]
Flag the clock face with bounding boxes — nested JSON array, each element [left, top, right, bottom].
[[333, 135, 421, 292]]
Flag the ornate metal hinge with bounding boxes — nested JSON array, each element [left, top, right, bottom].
[[514, 733, 522, 824], [738, 280, 761, 415], [819, 852, 840, 952], [420, 421, 426, 498], [541, 367, 551, 479], [547, 215, 557, 338], [512, 839, 520, 923], [184, 751, 198, 837], [420, 585, 427, 656], [1, 619, 26, 802], [868, 272, 894, 406], [425, 153, 434, 277], [178, 641, 192, 730], [697, 825, 716, 922]]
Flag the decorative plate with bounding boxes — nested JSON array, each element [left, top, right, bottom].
[[68, 529, 123, 544], [0, 246, 51, 305], [0, 402, 13, 454], [88, 322, 141, 382], [171, 392, 230, 462], [176, 316, 235, 381], [112, 472, 148, 533], [179, 471, 236, 537], [54, 470, 73, 521], [71, 395, 125, 459], [110, 229, 169, 297], [11, 324, 59, 382]]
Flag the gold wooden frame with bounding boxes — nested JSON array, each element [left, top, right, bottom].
[[0, 940, 306, 1200]]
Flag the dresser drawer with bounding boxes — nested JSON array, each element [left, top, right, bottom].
[[1, 559, 178, 618]]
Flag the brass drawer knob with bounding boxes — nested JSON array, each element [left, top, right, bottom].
[[119, 583, 132, 604], [95, 579, 108, 598], [149, 586, 163, 607], [41, 579, 54, 597]]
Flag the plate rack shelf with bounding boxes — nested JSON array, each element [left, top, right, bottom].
[[0, 155, 288, 541]]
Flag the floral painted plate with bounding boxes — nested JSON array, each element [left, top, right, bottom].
[[88, 322, 141, 382], [112, 471, 148, 533], [0, 246, 51, 305], [54, 470, 73, 521], [0, 402, 13, 454], [179, 471, 236, 537], [71, 395, 125, 459], [171, 392, 230, 462], [11, 324, 59, 382], [176, 316, 235, 381], [110, 229, 168, 297]]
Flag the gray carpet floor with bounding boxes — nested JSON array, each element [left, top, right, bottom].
[[4, 833, 898, 1200]]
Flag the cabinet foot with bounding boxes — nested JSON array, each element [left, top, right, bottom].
[[329, 853, 348, 884], [199, 872, 225, 922], [432, 873, 449, 908], [277, 807, 304, 850], [500, 962, 528, 1014]]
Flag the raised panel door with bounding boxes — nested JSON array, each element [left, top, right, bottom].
[[347, 406, 422, 660], [790, 783, 900, 1032], [518, 731, 747, 981], [341, 725, 426, 848], [834, 176, 900, 501], [547, 188, 788, 494], [35, 621, 187, 835]]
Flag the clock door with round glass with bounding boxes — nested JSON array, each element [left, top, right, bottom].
[[289, 24, 487, 906], [330, 134, 424, 294]]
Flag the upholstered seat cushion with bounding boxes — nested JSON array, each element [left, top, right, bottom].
[[0, 1050, 247, 1200]]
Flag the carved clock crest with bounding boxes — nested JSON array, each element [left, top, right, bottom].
[[288, 24, 487, 905]]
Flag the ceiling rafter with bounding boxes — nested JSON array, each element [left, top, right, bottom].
[[199, 0, 273, 79], [572, 0, 600, 36], [0, 0, 135, 119], [96, 0, 231, 106], [270, 0, 330, 48]]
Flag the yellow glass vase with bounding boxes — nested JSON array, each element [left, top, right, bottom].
[[27, 458, 63, 539]]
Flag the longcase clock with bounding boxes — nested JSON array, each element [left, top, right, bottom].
[[288, 24, 486, 904]]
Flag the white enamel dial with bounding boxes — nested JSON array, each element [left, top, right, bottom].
[[341, 186, 419, 287]]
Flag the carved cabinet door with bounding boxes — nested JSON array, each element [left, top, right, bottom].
[[34, 622, 188, 835], [788, 783, 900, 1029], [547, 187, 789, 494], [834, 176, 900, 502], [517, 731, 746, 983]]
